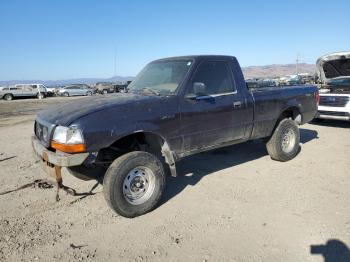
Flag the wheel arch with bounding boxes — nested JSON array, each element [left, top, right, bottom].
[[269, 106, 302, 138], [101, 131, 177, 177], [2, 93, 14, 100]]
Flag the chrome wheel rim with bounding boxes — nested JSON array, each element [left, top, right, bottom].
[[281, 129, 296, 153], [122, 166, 156, 205]]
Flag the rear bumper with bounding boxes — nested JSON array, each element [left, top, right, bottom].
[[316, 111, 350, 121], [31, 135, 89, 167]]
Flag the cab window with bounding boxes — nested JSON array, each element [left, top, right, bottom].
[[189, 61, 235, 95]]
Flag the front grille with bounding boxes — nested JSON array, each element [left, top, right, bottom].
[[318, 111, 349, 117], [319, 96, 349, 107]]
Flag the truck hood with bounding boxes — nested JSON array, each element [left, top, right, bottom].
[[316, 51, 350, 82], [37, 93, 165, 126]]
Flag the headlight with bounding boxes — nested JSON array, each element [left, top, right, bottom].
[[51, 126, 86, 153], [53, 126, 84, 144]]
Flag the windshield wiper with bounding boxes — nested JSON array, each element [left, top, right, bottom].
[[142, 87, 160, 96]]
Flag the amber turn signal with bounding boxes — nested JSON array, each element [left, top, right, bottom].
[[51, 141, 86, 153]]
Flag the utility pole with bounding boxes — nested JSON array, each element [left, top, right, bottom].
[[296, 53, 299, 75], [114, 47, 117, 77]]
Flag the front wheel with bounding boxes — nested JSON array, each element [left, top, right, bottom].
[[37, 93, 44, 99], [266, 118, 300, 162], [63, 92, 69, 97], [86, 91, 92, 96], [4, 94, 13, 101], [103, 151, 165, 218]]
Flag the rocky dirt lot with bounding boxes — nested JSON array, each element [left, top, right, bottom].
[[0, 97, 349, 262]]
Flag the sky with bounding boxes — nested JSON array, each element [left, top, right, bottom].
[[0, 0, 349, 80]]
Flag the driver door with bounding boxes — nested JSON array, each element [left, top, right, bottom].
[[179, 60, 248, 153]]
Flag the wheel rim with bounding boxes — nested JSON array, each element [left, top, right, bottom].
[[5, 95, 12, 101], [87, 92, 92, 96], [103, 90, 107, 94], [122, 166, 156, 205], [281, 128, 296, 153]]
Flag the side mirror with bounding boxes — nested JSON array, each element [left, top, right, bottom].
[[193, 82, 206, 96]]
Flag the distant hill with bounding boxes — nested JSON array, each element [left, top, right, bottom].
[[0, 63, 317, 86], [242, 63, 316, 79], [0, 76, 134, 87]]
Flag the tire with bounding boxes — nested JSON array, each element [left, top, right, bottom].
[[63, 92, 69, 97], [3, 94, 13, 101], [103, 151, 165, 218], [67, 164, 106, 181], [102, 89, 108, 94], [37, 93, 44, 99], [86, 91, 92, 96], [266, 118, 300, 162]]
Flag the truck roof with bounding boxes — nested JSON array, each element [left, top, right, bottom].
[[152, 55, 236, 62]]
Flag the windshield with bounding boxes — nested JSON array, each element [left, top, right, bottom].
[[128, 60, 193, 94]]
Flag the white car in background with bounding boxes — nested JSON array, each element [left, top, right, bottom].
[[0, 84, 47, 101], [316, 52, 350, 121], [45, 86, 56, 96]]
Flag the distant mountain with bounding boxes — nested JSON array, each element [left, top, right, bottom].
[[0, 63, 316, 86], [242, 63, 316, 79], [0, 76, 134, 87]]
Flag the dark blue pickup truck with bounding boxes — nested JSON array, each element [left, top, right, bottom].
[[32, 55, 319, 217]]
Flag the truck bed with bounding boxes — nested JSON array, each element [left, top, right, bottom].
[[249, 85, 318, 139]]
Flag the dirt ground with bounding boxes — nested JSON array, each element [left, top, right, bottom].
[[0, 97, 349, 262]]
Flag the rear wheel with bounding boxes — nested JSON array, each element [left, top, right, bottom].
[[266, 118, 300, 162], [3, 94, 13, 101], [86, 91, 92, 96], [102, 89, 108, 94], [103, 151, 165, 218]]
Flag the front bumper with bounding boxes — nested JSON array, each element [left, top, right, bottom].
[[31, 135, 89, 168], [32, 135, 88, 200]]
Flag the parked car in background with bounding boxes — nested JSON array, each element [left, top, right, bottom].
[[45, 86, 57, 96], [246, 78, 278, 89], [246, 79, 259, 89], [286, 75, 303, 86], [115, 83, 130, 92], [315, 51, 350, 121], [57, 84, 94, 97], [95, 82, 116, 94], [0, 84, 47, 101], [299, 73, 315, 84], [278, 76, 289, 85], [258, 78, 278, 88]]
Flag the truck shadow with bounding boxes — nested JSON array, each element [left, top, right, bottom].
[[310, 239, 350, 262], [67, 129, 317, 205], [310, 119, 350, 129], [300, 128, 319, 144], [160, 128, 318, 206]]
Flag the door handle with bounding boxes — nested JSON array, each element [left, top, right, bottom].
[[233, 101, 242, 108]]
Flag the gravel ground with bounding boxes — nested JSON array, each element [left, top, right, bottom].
[[0, 97, 349, 262]]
